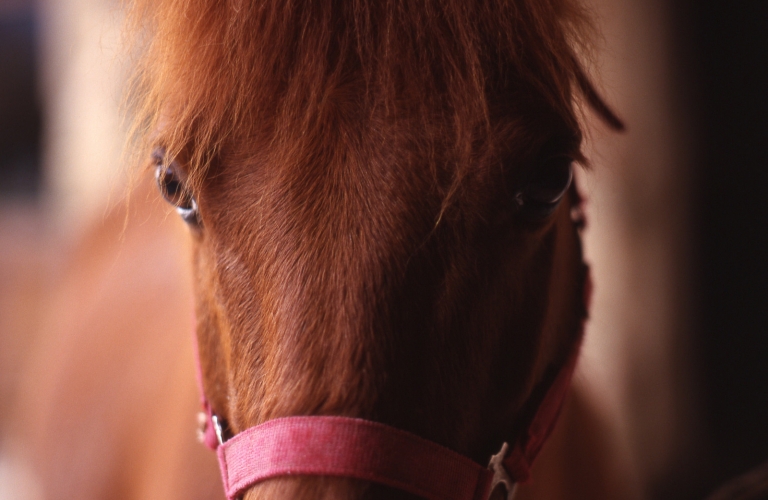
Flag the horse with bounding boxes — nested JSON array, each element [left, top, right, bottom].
[[123, 0, 623, 499], [3, 0, 627, 498]]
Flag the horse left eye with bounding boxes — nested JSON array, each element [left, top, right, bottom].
[[153, 151, 200, 227], [516, 155, 573, 217]]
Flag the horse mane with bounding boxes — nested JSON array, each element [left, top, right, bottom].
[[125, 0, 620, 193]]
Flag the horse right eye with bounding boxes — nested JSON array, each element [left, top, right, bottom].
[[153, 150, 201, 227]]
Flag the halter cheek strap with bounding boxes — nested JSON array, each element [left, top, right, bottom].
[[193, 336, 221, 451], [194, 272, 590, 500]]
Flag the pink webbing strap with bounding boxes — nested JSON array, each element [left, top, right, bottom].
[[192, 325, 219, 450], [216, 416, 494, 500], [501, 270, 590, 482]]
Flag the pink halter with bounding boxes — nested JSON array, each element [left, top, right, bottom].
[[194, 276, 589, 500]]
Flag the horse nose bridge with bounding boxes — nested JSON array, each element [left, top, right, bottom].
[[275, 213, 421, 327]]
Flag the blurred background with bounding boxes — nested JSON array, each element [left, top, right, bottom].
[[0, 0, 765, 498]]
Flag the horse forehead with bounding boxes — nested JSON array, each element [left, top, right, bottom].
[[201, 160, 421, 286], [214, 138, 442, 223]]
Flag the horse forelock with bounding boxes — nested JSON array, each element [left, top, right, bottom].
[[126, 0, 596, 191]]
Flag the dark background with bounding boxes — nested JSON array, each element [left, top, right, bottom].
[[0, 4, 40, 198], [671, 0, 768, 498]]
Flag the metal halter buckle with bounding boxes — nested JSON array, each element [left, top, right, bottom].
[[196, 411, 226, 446], [487, 442, 518, 500], [212, 414, 225, 445]]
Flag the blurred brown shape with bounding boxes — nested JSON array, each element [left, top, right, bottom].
[[7, 177, 223, 500]]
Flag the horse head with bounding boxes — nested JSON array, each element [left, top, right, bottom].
[[129, 1, 621, 498]]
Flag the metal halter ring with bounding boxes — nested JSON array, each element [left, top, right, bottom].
[[487, 442, 518, 500]]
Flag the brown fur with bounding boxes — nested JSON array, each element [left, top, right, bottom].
[[122, 1, 622, 499]]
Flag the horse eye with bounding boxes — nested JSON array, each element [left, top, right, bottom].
[[153, 152, 201, 227], [516, 155, 573, 218]]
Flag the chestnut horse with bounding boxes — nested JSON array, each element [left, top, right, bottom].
[[1, 0, 627, 498], [126, 0, 622, 499]]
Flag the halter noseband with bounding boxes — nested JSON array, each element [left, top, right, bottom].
[[194, 326, 584, 500]]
